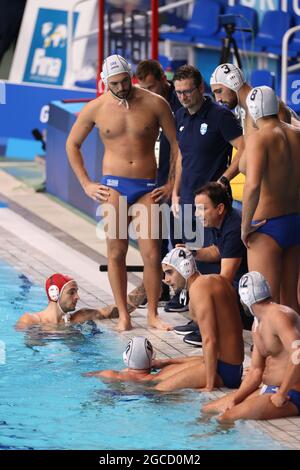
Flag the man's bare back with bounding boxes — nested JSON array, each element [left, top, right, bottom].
[[240, 120, 300, 220], [159, 248, 244, 391], [189, 274, 244, 365]]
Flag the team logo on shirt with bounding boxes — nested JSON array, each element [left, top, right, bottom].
[[200, 123, 208, 135]]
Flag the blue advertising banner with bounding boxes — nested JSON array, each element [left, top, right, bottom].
[[23, 8, 78, 86], [0, 81, 5, 104], [0, 82, 94, 159]]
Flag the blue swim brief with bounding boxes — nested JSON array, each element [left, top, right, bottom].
[[260, 384, 300, 415], [252, 213, 300, 249], [101, 175, 157, 205], [217, 360, 243, 389]]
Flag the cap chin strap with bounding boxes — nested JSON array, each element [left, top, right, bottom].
[[179, 278, 189, 306], [108, 87, 130, 109], [179, 288, 187, 305], [54, 279, 75, 324], [118, 99, 129, 110], [253, 316, 259, 332], [247, 303, 260, 332], [57, 299, 72, 324], [62, 313, 71, 325]]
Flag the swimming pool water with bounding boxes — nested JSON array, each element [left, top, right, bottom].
[[0, 260, 287, 450]]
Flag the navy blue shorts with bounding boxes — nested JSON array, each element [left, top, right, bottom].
[[253, 214, 300, 249], [217, 359, 243, 389]]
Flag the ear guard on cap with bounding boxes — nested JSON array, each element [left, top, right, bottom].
[[45, 274, 75, 303], [239, 271, 271, 315], [210, 63, 245, 92], [123, 336, 155, 370], [226, 71, 244, 92], [162, 248, 197, 280], [246, 86, 279, 122], [48, 285, 60, 302]]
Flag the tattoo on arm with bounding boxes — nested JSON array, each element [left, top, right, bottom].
[[128, 284, 146, 307], [96, 284, 146, 319]]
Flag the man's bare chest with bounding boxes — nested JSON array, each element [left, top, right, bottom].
[[255, 328, 282, 357], [96, 108, 159, 140]]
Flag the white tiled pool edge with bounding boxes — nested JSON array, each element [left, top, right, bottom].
[[0, 170, 299, 450]]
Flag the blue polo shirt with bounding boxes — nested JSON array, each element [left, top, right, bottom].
[[210, 208, 248, 287], [157, 81, 182, 186], [175, 96, 243, 203]]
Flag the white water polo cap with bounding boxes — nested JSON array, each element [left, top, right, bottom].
[[162, 248, 197, 280], [123, 336, 154, 370], [239, 271, 271, 314], [101, 54, 132, 86], [210, 63, 245, 92], [246, 86, 279, 122]]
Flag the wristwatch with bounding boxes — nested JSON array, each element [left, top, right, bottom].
[[219, 175, 230, 186], [219, 176, 233, 203]]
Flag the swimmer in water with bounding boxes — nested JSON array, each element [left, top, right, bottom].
[[84, 336, 156, 382], [86, 248, 244, 393], [16, 273, 115, 329]]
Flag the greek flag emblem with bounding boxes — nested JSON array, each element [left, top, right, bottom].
[[200, 123, 208, 135]]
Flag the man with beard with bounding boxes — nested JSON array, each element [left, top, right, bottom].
[[210, 63, 299, 137], [16, 274, 115, 328], [66, 55, 179, 332]]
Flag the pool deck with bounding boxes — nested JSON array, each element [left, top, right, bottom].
[[0, 167, 299, 450]]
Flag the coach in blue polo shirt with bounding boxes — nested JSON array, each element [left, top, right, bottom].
[[168, 64, 244, 312], [172, 65, 244, 228], [194, 183, 247, 288], [174, 182, 252, 345]]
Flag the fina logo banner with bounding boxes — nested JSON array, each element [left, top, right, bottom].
[[23, 8, 78, 85]]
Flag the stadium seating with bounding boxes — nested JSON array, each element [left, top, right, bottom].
[[160, 0, 221, 44], [255, 11, 292, 54], [250, 69, 275, 89]]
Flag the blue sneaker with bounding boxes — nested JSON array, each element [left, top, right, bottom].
[[164, 291, 189, 312], [183, 330, 202, 347], [173, 320, 198, 336]]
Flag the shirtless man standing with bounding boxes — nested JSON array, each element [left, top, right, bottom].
[[203, 271, 300, 422], [210, 63, 299, 137], [66, 55, 179, 332], [153, 247, 244, 392], [240, 86, 300, 311], [16, 273, 113, 328]]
